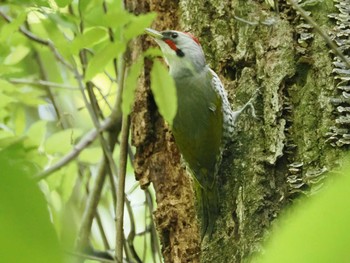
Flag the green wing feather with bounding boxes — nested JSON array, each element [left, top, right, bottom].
[[172, 68, 223, 237], [172, 69, 223, 189]]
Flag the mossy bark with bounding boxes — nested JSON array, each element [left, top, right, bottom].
[[130, 0, 345, 262], [180, 0, 343, 262]]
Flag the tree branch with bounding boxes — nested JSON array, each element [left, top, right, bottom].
[[8, 78, 79, 90], [33, 116, 114, 181]]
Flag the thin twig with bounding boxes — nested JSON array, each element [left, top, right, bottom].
[[125, 195, 142, 263], [286, 0, 350, 68], [75, 158, 108, 256], [65, 250, 116, 263], [113, 29, 129, 263], [8, 78, 79, 90], [81, 169, 111, 250], [145, 189, 162, 263], [115, 115, 130, 262], [33, 116, 114, 181], [95, 208, 111, 250], [91, 81, 114, 111]]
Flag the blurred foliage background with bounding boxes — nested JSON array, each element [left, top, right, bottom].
[[0, 0, 163, 262], [1, 0, 350, 263]]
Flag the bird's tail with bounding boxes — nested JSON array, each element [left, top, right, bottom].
[[196, 183, 219, 239]]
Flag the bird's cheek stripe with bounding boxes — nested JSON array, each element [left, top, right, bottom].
[[164, 39, 178, 52]]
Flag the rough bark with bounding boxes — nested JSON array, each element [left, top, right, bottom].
[[130, 0, 347, 262]]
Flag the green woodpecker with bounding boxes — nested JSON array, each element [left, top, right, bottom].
[[145, 28, 251, 237]]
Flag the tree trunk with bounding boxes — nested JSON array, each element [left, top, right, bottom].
[[130, 0, 346, 262]]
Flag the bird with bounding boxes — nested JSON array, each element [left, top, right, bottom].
[[145, 28, 254, 238]]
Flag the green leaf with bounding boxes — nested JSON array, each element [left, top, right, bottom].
[[150, 60, 177, 125], [5, 86, 46, 107], [84, 7, 132, 28], [0, 92, 16, 108], [0, 79, 16, 92], [0, 143, 63, 263], [25, 120, 47, 147], [55, 0, 73, 7], [46, 167, 62, 191], [13, 106, 26, 135], [0, 130, 16, 147], [144, 47, 164, 58], [79, 0, 104, 14], [124, 13, 157, 40], [4, 45, 30, 65], [85, 42, 125, 81], [45, 128, 83, 154], [60, 162, 78, 203], [0, 12, 27, 43], [47, 12, 78, 34], [255, 166, 350, 263], [0, 65, 22, 76], [12, 0, 50, 6], [41, 17, 72, 59], [79, 147, 102, 164], [71, 27, 108, 54], [122, 58, 144, 116]]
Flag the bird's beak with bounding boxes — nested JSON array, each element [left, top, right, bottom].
[[145, 28, 163, 40]]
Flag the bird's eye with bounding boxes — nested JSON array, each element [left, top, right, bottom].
[[171, 32, 178, 39]]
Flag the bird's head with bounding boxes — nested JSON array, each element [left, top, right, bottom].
[[145, 28, 207, 76]]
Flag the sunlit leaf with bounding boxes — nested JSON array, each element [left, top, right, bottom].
[[41, 18, 72, 59], [46, 167, 63, 191], [26, 120, 47, 147], [0, 130, 15, 144], [124, 13, 156, 40], [55, 0, 73, 7], [4, 45, 30, 65], [45, 128, 83, 154], [0, 65, 22, 76], [47, 12, 78, 34], [84, 7, 132, 28], [48, 190, 63, 234], [0, 12, 27, 43], [13, 106, 26, 135], [60, 162, 78, 202], [7, 87, 47, 106], [79, 146, 102, 164], [103, 11, 133, 28], [79, 0, 104, 14], [122, 58, 144, 116], [11, 0, 50, 6], [0, 79, 16, 92], [0, 93, 16, 108], [144, 47, 163, 58], [150, 60, 177, 126], [71, 27, 108, 54], [84, 42, 125, 81]]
